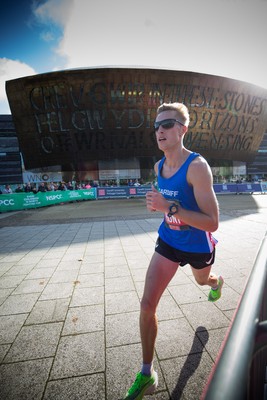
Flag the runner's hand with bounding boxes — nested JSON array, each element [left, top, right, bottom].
[[146, 186, 168, 213]]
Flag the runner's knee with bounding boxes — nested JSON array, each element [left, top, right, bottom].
[[140, 297, 157, 315]]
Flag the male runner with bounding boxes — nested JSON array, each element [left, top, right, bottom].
[[123, 102, 223, 399]]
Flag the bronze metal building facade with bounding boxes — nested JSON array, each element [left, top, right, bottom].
[[5, 67, 267, 183]]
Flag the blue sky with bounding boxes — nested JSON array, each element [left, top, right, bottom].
[[1, 0, 64, 72], [1, 0, 267, 114], [0, 0, 65, 73]]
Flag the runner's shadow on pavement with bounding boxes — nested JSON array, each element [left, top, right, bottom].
[[170, 326, 209, 400]]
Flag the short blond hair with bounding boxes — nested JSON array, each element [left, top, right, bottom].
[[156, 102, 190, 127]]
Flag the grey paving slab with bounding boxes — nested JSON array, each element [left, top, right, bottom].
[[25, 266, 57, 280], [168, 282, 207, 304], [0, 344, 10, 362], [105, 275, 135, 294], [79, 262, 104, 274], [4, 263, 35, 275], [130, 267, 148, 282], [25, 298, 69, 325], [12, 278, 49, 294], [39, 282, 74, 300], [49, 269, 78, 283], [35, 259, 61, 268], [76, 272, 104, 287], [43, 373, 106, 400], [160, 352, 214, 400], [197, 327, 228, 362], [56, 260, 81, 271], [0, 358, 53, 400], [0, 313, 28, 344], [50, 331, 105, 379], [0, 262, 14, 276], [180, 302, 231, 330], [156, 318, 205, 360], [3, 322, 62, 362], [105, 290, 140, 315], [70, 286, 104, 307], [104, 255, 128, 267], [62, 304, 104, 335], [0, 274, 25, 289], [106, 311, 140, 347], [104, 265, 131, 278], [0, 195, 266, 399], [156, 293, 184, 321], [17, 256, 45, 265], [0, 292, 40, 315]]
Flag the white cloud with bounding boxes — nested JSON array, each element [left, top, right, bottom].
[[32, 0, 74, 27], [55, 0, 267, 88], [0, 58, 36, 113], [40, 31, 56, 42]]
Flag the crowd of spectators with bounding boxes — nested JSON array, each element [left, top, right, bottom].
[[0, 181, 100, 194], [0, 177, 266, 195], [0, 179, 145, 194]]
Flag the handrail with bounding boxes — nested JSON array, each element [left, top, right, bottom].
[[202, 233, 267, 400]]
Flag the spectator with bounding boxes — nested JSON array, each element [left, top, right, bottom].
[[67, 181, 74, 190], [38, 182, 47, 192], [3, 184, 12, 194], [31, 184, 38, 194], [24, 183, 32, 192], [15, 185, 24, 193], [47, 182, 56, 191], [58, 182, 67, 191]]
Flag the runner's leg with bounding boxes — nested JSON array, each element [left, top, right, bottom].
[[140, 251, 179, 363], [190, 265, 218, 287]]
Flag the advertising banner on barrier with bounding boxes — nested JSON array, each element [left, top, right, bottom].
[[214, 183, 265, 194], [0, 189, 96, 213], [237, 183, 262, 193], [128, 186, 152, 197], [213, 184, 238, 194], [260, 181, 267, 193], [97, 187, 129, 199], [1, 183, 265, 213], [97, 186, 152, 199]]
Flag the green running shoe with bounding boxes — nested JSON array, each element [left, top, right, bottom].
[[208, 276, 224, 302], [123, 371, 158, 399]]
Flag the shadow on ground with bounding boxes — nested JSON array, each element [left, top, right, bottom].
[[171, 327, 209, 399]]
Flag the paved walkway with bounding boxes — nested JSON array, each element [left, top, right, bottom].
[[0, 195, 266, 400]]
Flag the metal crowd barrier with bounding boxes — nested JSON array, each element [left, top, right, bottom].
[[202, 233, 267, 400], [1, 183, 267, 213]]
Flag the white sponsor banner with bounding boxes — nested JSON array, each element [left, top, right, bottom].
[[23, 170, 63, 183]]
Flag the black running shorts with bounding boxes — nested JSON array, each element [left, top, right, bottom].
[[155, 236, 216, 270]]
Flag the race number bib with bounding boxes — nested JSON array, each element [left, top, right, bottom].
[[164, 213, 190, 231]]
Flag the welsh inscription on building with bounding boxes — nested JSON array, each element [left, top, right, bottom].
[[6, 68, 267, 169]]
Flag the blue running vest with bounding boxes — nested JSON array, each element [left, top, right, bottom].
[[157, 152, 216, 253]]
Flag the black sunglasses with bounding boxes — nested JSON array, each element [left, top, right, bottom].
[[154, 118, 185, 131]]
